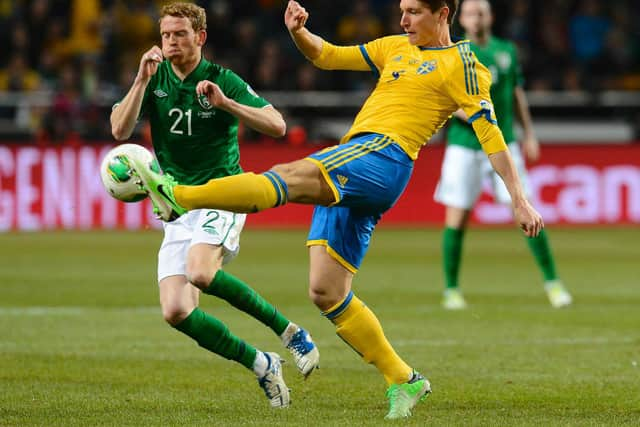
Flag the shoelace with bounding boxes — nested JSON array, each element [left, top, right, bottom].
[[288, 331, 312, 355]]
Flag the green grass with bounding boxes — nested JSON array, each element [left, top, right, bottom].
[[1, 228, 639, 426]]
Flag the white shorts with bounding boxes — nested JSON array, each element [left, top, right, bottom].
[[434, 143, 530, 209], [157, 209, 247, 282]]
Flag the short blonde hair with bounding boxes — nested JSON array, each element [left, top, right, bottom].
[[160, 2, 207, 32]]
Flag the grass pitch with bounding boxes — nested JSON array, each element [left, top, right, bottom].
[[1, 228, 639, 426]]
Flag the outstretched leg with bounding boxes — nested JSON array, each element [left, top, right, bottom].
[[309, 246, 431, 419], [159, 275, 290, 407], [187, 243, 319, 377]]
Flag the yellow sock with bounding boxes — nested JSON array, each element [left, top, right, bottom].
[[174, 171, 287, 213], [324, 292, 412, 385]]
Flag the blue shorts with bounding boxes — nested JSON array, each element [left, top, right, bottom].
[[306, 133, 413, 272]]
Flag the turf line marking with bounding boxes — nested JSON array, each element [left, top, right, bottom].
[[0, 306, 160, 316]]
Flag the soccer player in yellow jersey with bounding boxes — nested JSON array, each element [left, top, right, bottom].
[[129, 0, 544, 419]]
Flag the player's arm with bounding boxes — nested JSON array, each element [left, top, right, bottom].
[[487, 150, 542, 236], [284, 0, 371, 71], [514, 86, 539, 161], [446, 54, 543, 236], [110, 47, 162, 140], [195, 80, 286, 138], [471, 113, 543, 237]]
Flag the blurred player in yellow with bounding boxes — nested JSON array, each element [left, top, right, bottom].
[[128, 0, 544, 419]]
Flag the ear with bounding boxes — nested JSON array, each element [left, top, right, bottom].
[[198, 30, 207, 46], [440, 6, 450, 23]]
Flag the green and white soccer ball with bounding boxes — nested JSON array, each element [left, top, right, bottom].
[[100, 144, 156, 202]]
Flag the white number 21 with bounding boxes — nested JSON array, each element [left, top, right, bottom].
[[169, 108, 192, 135]]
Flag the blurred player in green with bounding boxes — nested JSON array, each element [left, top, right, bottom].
[[109, 2, 319, 407], [434, 0, 572, 310]]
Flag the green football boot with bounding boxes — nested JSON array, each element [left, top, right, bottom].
[[127, 155, 187, 221], [385, 371, 431, 420]]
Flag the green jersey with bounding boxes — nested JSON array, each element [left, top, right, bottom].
[[447, 36, 523, 150], [140, 57, 270, 185]]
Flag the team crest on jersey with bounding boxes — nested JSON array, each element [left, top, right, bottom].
[[417, 60, 437, 75], [154, 89, 168, 98], [197, 94, 213, 110]]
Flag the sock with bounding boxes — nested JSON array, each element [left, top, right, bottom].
[[442, 227, 465, 289], [323, 291, 412, 385], [174, 171, 288, 213], [173, 307, 256, 370], [525, 228, 558, 282], [204, 270, 290, 336], [252, 350, 269, 377]]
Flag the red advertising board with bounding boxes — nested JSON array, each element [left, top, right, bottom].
[[0, 143, 638, 230]]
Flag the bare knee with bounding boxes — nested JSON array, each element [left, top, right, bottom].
[[186, 267, 218, 291], [162, 301, 194, 326], [270, 160, 334, 205], [308, 281, 344, 312]]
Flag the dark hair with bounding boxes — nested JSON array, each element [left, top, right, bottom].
[[418, 0, 459, 24]]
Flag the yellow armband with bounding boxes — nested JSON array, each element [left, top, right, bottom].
[[471, 118, 507, 155]]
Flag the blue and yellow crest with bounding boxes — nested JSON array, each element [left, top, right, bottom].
[[417, 60, 437, 75]]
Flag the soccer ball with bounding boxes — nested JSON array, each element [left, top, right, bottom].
[[100, 144, 156, 202]]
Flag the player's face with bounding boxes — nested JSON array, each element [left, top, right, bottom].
[[399, 0, 446, 46], [459, 0, 493, 37], [159, 16, 206, 65]]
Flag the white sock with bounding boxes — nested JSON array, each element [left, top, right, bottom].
[[253, 351, 269, 378], [279, 322, 299, 346]]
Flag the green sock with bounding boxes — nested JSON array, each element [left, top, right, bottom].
[[525, 228, 558, 282], [442, 227, 465, 289], [173, 307, 256, 370], [204, 270, 290, 336]]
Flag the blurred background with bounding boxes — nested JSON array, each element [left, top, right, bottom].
[[0, 0, 639, 229]]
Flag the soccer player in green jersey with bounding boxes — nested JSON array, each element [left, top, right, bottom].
[[109, 2, 319, 407], [435, 0, 572, 310]]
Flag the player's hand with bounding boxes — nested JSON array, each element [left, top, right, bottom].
[[137, 46, 163, 82], [522, 133, 540, 162], [285, 0, 309, 33], [512, 198, 544, 237], [195, 80, 230, 110]]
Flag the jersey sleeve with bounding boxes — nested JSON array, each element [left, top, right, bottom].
[[445, 44, 507, 154], [312, 38, 386, 76], [221, 70, 270, 108]]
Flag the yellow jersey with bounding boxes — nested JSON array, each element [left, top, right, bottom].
[[312, 35, 506, 160]]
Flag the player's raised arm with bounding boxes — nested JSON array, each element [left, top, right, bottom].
[[110, 46, 163, 140], [285, 1, 323, 60], [284, 0, 373, 72]]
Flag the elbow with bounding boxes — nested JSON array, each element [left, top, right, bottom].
[[111, 122, 131, 141], [272, 120, 287, 138], [111, 127, 128, 141]]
